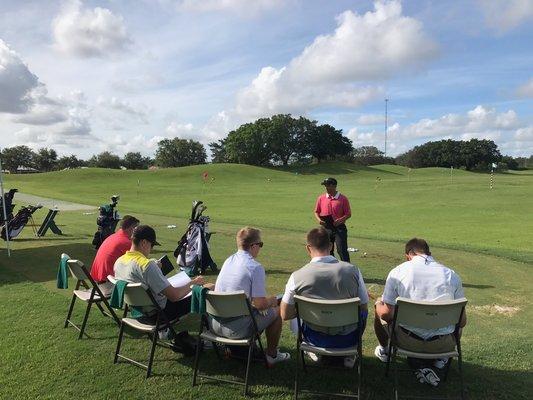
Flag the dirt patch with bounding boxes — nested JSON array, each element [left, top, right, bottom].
[[13, 193, 96, 211], [471, 304, 521, 317]]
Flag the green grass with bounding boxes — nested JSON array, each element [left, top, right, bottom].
[[1, 163, 532, 399]]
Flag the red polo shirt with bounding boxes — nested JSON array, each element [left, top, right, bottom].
[[90, 229, 132, 283], [314, 192, 351, 221]]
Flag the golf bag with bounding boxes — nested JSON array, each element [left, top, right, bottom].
[[0, 188, 18, 225], [174, 201, 217, 276], [92, 195, 120, 249], [1, 204, 42, 241]]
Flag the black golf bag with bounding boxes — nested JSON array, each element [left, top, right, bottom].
[[92, 195, 120, 249], [174, 201, 217, 276], [1, 204, 42, 241], [0, 188, 18, 225]]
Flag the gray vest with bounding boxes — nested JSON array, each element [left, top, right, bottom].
[[293, 259, 361, 335]]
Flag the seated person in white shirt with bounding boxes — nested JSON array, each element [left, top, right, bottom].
[[211, 227, 290, 366], [280, 227, 368, 367], [374, 238, 467, 366]]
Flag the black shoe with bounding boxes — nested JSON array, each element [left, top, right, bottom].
[[172, 332, 197, 357]]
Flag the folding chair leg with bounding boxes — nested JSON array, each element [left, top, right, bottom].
[[78, 301, 93, 339], [192, 334, 203, 387], [458, 348, 465, 400], [300, 350, 307, 373], [294, 345, 301, 400], [243, 343, 253, 396], [356, 347, 362, 399], [392, 348, 399, 400], [114, 322, 126, 364], [64, 295, 76, 328], [146, 331, 158, 378], [442, 357, 453, 382]]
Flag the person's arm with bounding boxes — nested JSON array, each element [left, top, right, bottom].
[[375, 298, 395, 322], [249, 265, 274, 311], [161, 275, 205, 302], [252, 296, 278, 311], [334, 196, 351, 226], [280, 301, 296, 320], [314, 196, 325, 225], [280, 275, 297, 320]]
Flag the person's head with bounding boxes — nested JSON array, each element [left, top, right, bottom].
[[131, 225, 160, 257], [306, 227, 333, 258], [404, 238, 431, 260], [236, 227, 263, 258], [321, 177, 338, 196], [120, 215, 140, 237]]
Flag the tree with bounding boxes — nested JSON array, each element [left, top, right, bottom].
[[224, 119, 273, 166], [33, 148, 58, 172], [88, 151, 121, 169], [0, 145, 36, 173], [57, 155, 85, 170], [350, 146, 394, 166], [155, 138, 207, 167], [501, 156, 519, 170], [269, 114, 303, 166], [121, 152, 151, 170], [299, 123, 353, 162], [209, 139, 228, 163]]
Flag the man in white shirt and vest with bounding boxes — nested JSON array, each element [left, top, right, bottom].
[[374, 238, 467, 369]]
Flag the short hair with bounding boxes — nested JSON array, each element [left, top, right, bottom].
[[405, 238, 431, 256], [120, 215, 140, 230], [306, 227, 331, 252], [236, 227, 261, 250]]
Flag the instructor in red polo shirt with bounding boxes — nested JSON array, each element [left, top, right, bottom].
[[314, 177, 352, 262], [90, 215, 140, 295]]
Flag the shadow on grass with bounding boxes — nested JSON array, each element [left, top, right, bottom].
[[0, 242, 97, 285]]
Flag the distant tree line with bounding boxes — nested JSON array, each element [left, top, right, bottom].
[[1, 116, 531, 173]]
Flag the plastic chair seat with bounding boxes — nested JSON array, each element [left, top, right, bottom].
[[200, 330, 252, 346], [300, 342, 358, 356], [73, 289, 103, 302], [396, 347, 459, 359]]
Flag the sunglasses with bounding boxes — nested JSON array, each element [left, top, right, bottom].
[[252, 241, 264, 248]]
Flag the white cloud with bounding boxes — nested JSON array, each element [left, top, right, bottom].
[[516, 77, 533, 98], [166, 122, 194, 137], [477, 0, 533, 33], [356, 114, 385, 125], [229, 0, 435, 120], [175, 0, 286, 14], [348, 105, 531, 156], [97, 97, 149, 123], [0, 39, 40, 114], [52, 0, 131, 58]]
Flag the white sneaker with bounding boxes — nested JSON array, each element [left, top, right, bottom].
[[374, 345, 389, 362], [343, 356, 356, 368], [304, 351, 320, 363], [158, 328, 170, 340], [266, 350, 291, 366]]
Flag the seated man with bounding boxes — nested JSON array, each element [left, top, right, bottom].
[[280, 227, 368, 367], [90, 215, 139, 296], [374, 238, 467, 375], [114, 225, 208, 355], [211, 227, 290, 366]]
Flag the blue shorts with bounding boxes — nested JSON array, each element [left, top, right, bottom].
[[302, 310, 367, 348]]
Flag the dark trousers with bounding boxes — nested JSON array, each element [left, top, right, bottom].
[[163, 296, 192, 321], [330, 224, 350, 262]]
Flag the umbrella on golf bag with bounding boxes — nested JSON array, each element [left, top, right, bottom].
[[1, 204, 42, 241], [92, 195, 120, 250], [0, 188, 17, 225], [174, 201, 217, 276]]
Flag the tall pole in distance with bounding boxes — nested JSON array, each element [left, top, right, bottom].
[[384, 98, 389, 157], [0, 153, 11, 257]]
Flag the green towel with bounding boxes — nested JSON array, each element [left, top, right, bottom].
[[110, 280, 144, 318], [56, 254, 70, 289], [190, 285, 209, 314]]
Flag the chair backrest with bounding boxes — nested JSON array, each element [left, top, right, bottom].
[[108, 276, 154, 308], [67, 259, 89, 281], [395, 297, 468, 330], [205, 291, 250, 318], [294, 295, 360, 328]]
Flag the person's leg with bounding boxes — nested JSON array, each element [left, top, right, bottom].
[[335, 225, 350, 262], [255, 308, 282, 357], [162, 296, 192, 321], [374, 314, 389, 347]]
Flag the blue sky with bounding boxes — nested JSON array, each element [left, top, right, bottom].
[[0, 0, 532, 158]]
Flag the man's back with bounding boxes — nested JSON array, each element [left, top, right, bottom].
[[383, 255, 464, 338], [215, 250, 266, 299], [90, 229, 131, 282]]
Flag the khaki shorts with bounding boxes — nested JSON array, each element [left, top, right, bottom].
[[380, 319, 456, 353]]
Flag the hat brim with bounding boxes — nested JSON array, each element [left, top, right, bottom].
[[152, 240, 161, 246]]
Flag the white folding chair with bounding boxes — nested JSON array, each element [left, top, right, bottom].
[[294, 295, 363, 399], [385, 297, 468, 400], [108, 276, 182, 378], [63, 259, 119, 339], [192, 290, 267, 396]]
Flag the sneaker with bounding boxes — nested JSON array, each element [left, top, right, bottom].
[[415, 368, 440, 387], [266, 350, 291, 366], [343, 356, 356, 368], [304, 351, 320, 363], [433, 358, 449, 370], [374, 345, 389, 362], [158, 328, 170, 340]]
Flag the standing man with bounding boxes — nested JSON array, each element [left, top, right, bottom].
[[90, 215, 140, 296], [314, 177, 352, 262]]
